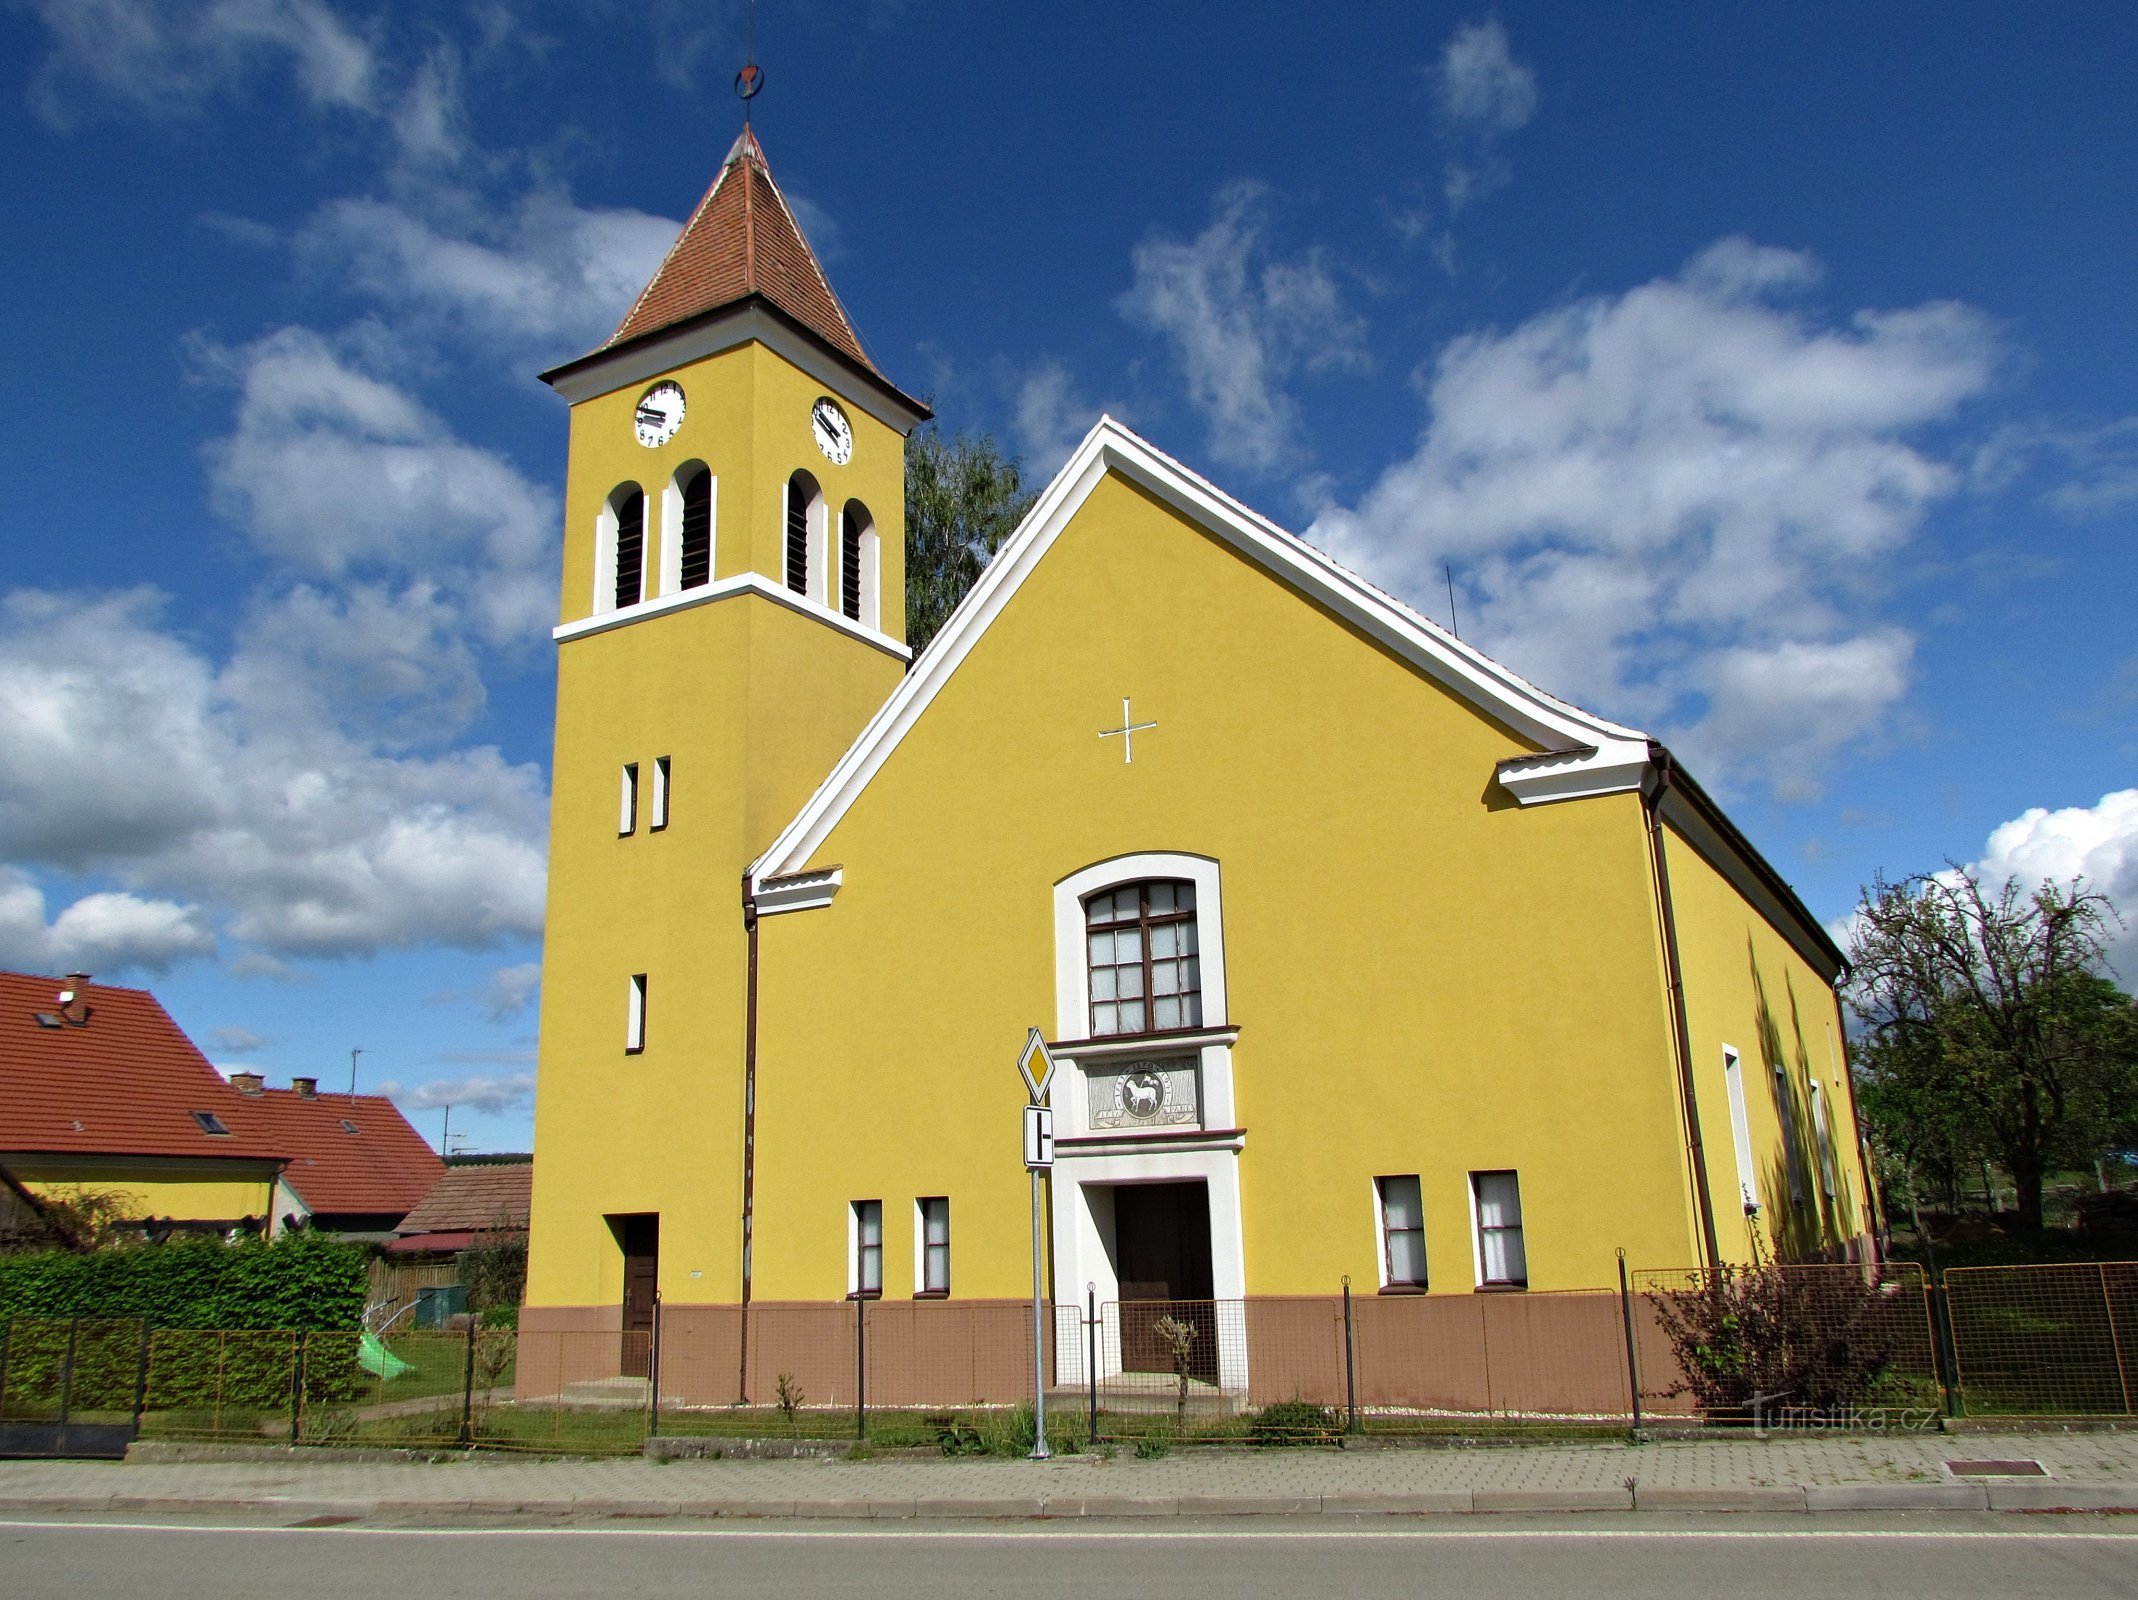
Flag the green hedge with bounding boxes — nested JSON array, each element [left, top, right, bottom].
[[0, 1234, 367, 1332]]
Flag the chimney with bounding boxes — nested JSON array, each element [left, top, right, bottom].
[[57, 973, 93, 1026], [230, 1071, 265, 1095], [291, 1076, 318, 1099]]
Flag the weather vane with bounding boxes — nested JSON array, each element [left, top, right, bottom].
[[735, 0, 763, 113]]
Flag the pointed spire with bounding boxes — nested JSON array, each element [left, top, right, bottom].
[[605, 127, 878, 374]]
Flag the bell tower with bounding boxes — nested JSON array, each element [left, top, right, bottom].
[[524, 128, 930, 1323]]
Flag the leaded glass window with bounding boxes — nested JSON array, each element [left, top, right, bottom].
[[1085, 879, 1201, 1036]]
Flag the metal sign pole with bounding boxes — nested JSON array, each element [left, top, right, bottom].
[[1017, 1029, 1058, 1462]]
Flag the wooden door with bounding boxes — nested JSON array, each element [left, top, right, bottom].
[[1113, 1183, 1217, 1379], [617, 1214, 658, 1377]]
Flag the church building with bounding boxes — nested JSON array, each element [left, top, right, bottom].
[[523, 127, 1873, 1384]]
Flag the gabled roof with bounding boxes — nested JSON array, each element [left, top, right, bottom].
[[239, 1088, 441, 1217], [751, 416, 1654, 889], [0, 971, 284, 1163], [603, 126, 875, 373], [395, 1159, 532, 1237]]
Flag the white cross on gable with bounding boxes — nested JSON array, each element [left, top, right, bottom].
[[1098, 697, 1158, 764]]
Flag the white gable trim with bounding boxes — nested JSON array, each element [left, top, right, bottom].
[[750, 416, 1649, 888]]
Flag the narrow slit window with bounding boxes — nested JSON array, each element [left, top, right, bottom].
[[1809, 1081, 1838, 1199], [625, 973, 647, 1055], [917, 1197, 950, 1296], [650, 756, 670, 831], [679, 468, 712, 589], [619, 763, 639, 836], [613, 487, 645, 610], [852, 1199, 883, 1297], [1376, 1175, 1427, 1288], [1472, 1171, 1526, 1287]]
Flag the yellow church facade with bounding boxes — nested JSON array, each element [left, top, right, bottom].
[[524, 130, 1872, 1371]]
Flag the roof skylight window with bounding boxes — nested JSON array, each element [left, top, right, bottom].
[[192, 1110, 231, 1136]]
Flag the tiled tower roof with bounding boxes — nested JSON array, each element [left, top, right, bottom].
[[606, 125, 876, 373]]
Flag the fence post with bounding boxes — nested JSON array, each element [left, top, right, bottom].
[[1086, 1285, 1099, 1448], [646, 1292, 663, 1441], [1926, 1271, 1964, 1419], [854, 1290, 867, 1441], [460, 1319, 478, 1447], [1341, 1276, 1360, 1435], [56, 1318, 80, 1446], [289, 1330, 306, 1446], [1617, 1250, 1643, 1436], [130, 1322, 152, 1433], [2101, 1264, 2133, 1417], [0, 1317, 12, 1423]]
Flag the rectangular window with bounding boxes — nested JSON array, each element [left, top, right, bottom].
[[1085, 880, 1201, 1036], [650, 756, 671, 831], [1376, 1175, 1427, 1289], [625, 973, 647, 1054], [917, 1196, 950, 1296], [1472, 1171, 1527, 1287], [619, 762, 639, 836], [1775, 1063, 1807, 1206], [851, 1200, 883, 1298], [1722, 1046, 1761, 1216], [1809, 1082, 1838, 1199]]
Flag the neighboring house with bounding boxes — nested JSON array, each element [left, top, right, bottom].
[[388, 1156, 533, 1259], [228, 1072, 442, 1241], [1, 970, 441, 1240], [523, 130, 1872, 1379], [0, 1160, 67, 1251]]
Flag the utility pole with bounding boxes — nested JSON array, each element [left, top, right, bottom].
[[441, 1104, 453, 1157]]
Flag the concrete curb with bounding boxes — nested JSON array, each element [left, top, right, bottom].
[[4, 1484, 2138, 1521]]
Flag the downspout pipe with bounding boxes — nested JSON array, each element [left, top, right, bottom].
[[738, 869, 760, 1403], [1642, 746, 1724, 1277]]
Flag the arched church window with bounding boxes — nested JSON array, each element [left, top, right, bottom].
[[679, 466, 713, 589], [785, 471, 821, 598], [612, 484, 646, 610], [1084, 880, 1201, 1036], [840, 500, 876, 625]]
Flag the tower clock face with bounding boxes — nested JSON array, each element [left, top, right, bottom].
[[634, 381, 685, 447], [811, 397, 854, 465]]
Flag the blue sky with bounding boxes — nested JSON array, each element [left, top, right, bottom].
[[2, 3, 2133, 1154]]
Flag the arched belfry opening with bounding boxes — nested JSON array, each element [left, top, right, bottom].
[[602, 483, 646, 612], [840, 499, 877, 628], [677, 463, 713, 590], [785, 470, 823, 602]]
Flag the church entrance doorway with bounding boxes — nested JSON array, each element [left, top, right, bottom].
[[1112, 1181, 1217, 1381], [611, 1213, 658, 1377]]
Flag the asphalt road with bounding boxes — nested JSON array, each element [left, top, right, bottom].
[[3, 1516, 2136, 1599]]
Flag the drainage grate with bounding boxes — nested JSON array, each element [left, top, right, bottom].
[[1946, 1459, 2047, 1476]]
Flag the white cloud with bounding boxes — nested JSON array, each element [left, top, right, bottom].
[[21, 0, 377, 128], [481, 962, 542, 1023], [1118, 182, 1368, 475], [298, 192, 678, 362], [1433, 17, 1538, 214], [0, 587, 548, 963], [210, 1025, 271, 1053], [1975, 789, 2138, 983], [200, 327, 559, 643], [387, 1072, 536, 1114], [1973, 416, 2138, 518], [1013, 360, 1099, 480], [1309, 237, 1999, 799], [0, 867, 217, 975]]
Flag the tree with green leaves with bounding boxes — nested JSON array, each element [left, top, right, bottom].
[[1846, 867, 2138, 1230], [904, 425, 1038, 657]]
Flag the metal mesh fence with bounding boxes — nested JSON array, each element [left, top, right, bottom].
[[1631, 1262, 1941, 1427], [0, 1317, 146, 1427], [1946, 1262, 2138, 1417]]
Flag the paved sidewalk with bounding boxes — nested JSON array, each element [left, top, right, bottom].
[[3, 1430, 2137, 1520]]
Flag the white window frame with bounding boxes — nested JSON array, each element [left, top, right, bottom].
[[1468, 1170, 1527, 1289], [1053, 853, 1227, 1043], [650, 756, 670, 832], [1775, 1061, 1808, 1206], [849, 1199, 883, 1298], [913, 1196, 950, 1297], [619, 762, 639, 836], [1722, 1044, 1760, 1217], [625, 973, 647, 1055], [1373, 1174, 1427, 1290], [1809, 1081, 1838, 1199]]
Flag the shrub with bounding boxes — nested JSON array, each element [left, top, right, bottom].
[[1248, 1398, 1342, 1447], [1646, 1263, 1904, 1422], [0, 1232, 367, 1331]]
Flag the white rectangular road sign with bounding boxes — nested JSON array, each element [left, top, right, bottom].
[[1022, 1104, 1055, 1169]]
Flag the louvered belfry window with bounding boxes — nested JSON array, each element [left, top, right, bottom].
[[1085, 880, 1201, 1036], [614, 488, 645, 610], [680, 469, 712, 589], [840, 504, 864, 620], [785, 473, 812, 595]]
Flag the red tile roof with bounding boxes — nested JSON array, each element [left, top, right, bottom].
[[0, 971, 284, 1162], [605, 125, 878, 373], [395, 1161, 532, 1237], [239, 1088, 442, 1217]]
